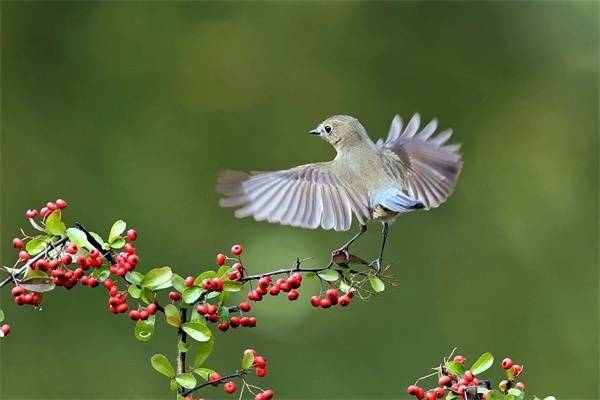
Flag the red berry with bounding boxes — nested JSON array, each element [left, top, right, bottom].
[[116, 303, 129, 313], [320, 298, 332, 308], [169, 291, 181, 301], [258, 276, 271, 288], [407, 385, 420, 395], [433, 387, 445, 398], [512, 364, 523, 377], [457, 385, 466, 396], [46, 202, 58, 211], [12, 238, 23, 249], [338, 295, 351, 307], [268, 286, 280, 296], [104, 279, 114, 289], [207, 305, 218, 315], [139, 310, 150, 320], [438, 375, 451, 386], [256, 367, 267, 377], [248, 317, 257, 327], [66, 243, 78, 254], [239, 302, 251, 312], [223, 381, 236, 394], [56, 199, 67, 209], [326, 288, 338, 302], [11, 287, 25, 297], [0, 324, 11, 337], [230, 316, 240, 327], [231, 244, 244, 256], [208, 372, 222, 384], [18, 251, 29, 261], [240, 317, 250, 327], [261, 389, 274, 399], [126, 229, 137, 241], [515, 382, 526, 391], [253, 355, 266, 368], [40, 207, 50, 218], [216, 253, 227, 266], [287, 289, 300, 301], [197, 304, 209, 315], [147, 303, 158, 315], [228, 271, 241, 280], [425, 392, 436, 400], [89, 248, 100, 258], [310, 296, 321, 307], [464, 371, 473, 382], [26, 209, 38, 219], [185, 276, 195, 287], [501, 358, 513, 369], [218, 322, 229, 332], [453, 355, 466, 364], [129, 310, 141, 320]]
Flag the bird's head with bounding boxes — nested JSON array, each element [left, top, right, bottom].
[[309, 115, 369, 151]]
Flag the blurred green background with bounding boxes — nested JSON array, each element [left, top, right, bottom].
[[1, 1, 598, 399]]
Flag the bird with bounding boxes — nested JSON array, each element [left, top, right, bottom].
[[217, 113, 463, 273]]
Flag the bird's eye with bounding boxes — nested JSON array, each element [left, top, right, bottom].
[[324, 125, 332, 134]]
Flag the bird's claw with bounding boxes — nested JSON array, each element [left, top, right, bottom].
[[369, 258, 382, 275]]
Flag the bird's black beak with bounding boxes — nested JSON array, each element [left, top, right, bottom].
[[309, 128, 321, 135]]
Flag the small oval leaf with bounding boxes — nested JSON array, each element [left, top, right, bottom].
[[150, 353, 175, 378], [140, 266, 173, 289], [182, 322, 212, 342], [175, 373, 197, 389], [368, 274, 385, 292], [317, 269, 339, 282]]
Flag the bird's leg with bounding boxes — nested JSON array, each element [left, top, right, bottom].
[[331, 225, 367, 262], [369, 222, 389, 275]]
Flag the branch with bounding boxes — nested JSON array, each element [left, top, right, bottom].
[[181, 370, 247, 397], [176, 307, 188, 396], [0, 236, 68, 288]]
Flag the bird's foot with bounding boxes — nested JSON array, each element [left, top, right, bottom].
[[369, 258, 383, 275]]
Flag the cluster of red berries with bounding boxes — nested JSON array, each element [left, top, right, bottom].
[[104, 279, 130, 314], [50, 245, 103, 289], [27, 198, 68, 221], [407, 355, 525, 400], [109, 237, 139, 277], [10, 286, 41, 306], [128, 303, 158, 321], [310, 288, 353, 309], [217, 301, 256, 331], [247, 272, 302, 302], [215, 244, 244, 267]]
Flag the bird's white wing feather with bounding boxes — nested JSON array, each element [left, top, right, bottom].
[[378, 113, 463, 209], [217, 162, 369, 231]]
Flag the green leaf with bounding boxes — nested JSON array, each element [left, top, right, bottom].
[[20, 270, 54, 293], [169, 379, 180, 392], [90, 232, 106, 248], [486, 390, 505, 400], [45, 211, 66, 236], [506, 366, 515, 380], [182, 322, 212, 342], [507, 389, 523, 397], [305, 272, 317, 279], [66, 228, 89, 248], [183, 286, 202, 304], [223, 280, 242, 292], [504, 396, 516, 400], [193, 334, 214, 367], [193, 270, 216, 286], [0, 309, 4, 322], [218, 306, 230, 323], [164, 304, 181, 327], [140, 288, 156, 304], [317, 269, 339, 282], [193, 367, 215, 381], [445, 392, 459, 400], [368, 274, 385, 292], [242, 351, 254, 370], [445, 361, 465, 376], [150, 353, 175, 378], [171, 274, 186, 293], [178, 341, 190, 353], [126, 271, 144, 286], [216, 265, 230, 277], [128, 284, 142, 299], [140, 266, 173, 289], [134, 314, 155, 341], [470, 352, 494, 375], [108, 219, 126, 243], [110, 237, 126, 249], [175, 373, 197, 389], [90, 266, 110, 281], [26, 237, 48, 256]]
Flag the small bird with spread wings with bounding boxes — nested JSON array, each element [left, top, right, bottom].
[[217, 114, 463, 273]]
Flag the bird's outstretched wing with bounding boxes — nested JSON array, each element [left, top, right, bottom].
[[217, 163, 370, 231], [377, 114, 463, 209]]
